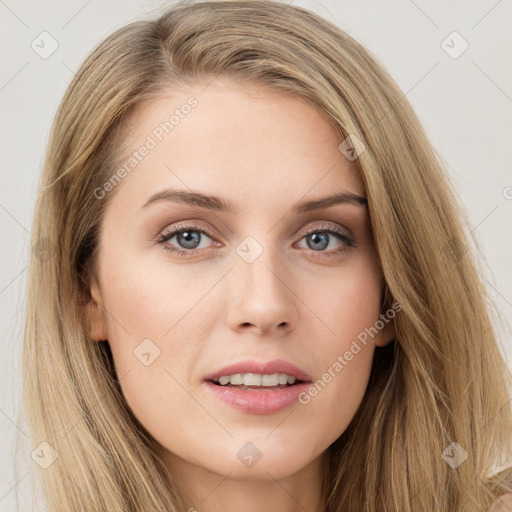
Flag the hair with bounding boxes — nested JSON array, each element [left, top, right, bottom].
[[19, 0, 512, 510]]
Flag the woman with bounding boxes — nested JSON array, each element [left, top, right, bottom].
[[22, 1, 512, 510]]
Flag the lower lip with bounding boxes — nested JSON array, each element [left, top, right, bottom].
[[203, 381, 311, 415]]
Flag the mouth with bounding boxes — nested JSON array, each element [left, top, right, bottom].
[[208, 373, 308, 391], [202, 358, 312, 384], [203, 368, 312, 415], [201, 359, 313, 414]]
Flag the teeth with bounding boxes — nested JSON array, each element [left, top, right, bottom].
[[262, 374, 279, 386], [218, 375, 231, 385], [243, 373, 261, 386], [230, 374, 244, 385], [215, 372, 298, 387]]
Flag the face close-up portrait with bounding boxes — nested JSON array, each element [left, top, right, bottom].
[[7, 1, 512, 512], [87, 76, 395, 506]]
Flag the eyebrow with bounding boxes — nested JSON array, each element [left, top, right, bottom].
[[141, 188, 367, 214]]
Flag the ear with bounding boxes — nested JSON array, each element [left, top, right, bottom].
[[86, 276, 108, 341], [374, 317, 396, 347], [374, 282, 396, 347]]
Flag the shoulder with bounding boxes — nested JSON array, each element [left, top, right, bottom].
[[488, 493, 512, 512]]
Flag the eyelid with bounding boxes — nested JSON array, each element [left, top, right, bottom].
[[296, 221, 353, 239], [157, 220, 218, 240], [157, 219, 353, 242]]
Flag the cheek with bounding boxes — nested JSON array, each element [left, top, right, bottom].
[[99, 247, 224, 351], [97, 249, 227, 435], [313, 254, 382, 344], [296, 256, 382, 428]]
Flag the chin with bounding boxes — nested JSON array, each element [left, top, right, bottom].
[[214, 456, 309, 481], [222, 439, 318, 480]]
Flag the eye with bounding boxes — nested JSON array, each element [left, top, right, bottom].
[[155, 222, 356, 258], [295, 224, 356, 257], [155, 223, 218, 257]]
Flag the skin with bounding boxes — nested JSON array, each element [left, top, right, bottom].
[[87, 77, 395, 512]]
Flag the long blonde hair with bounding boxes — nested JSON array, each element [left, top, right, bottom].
[[21, 1, 512, 510]]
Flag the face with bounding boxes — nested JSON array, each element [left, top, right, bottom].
[[87, 77, 394, 484]]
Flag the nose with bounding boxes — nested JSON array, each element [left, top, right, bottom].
[[226, 246, 299, 336]]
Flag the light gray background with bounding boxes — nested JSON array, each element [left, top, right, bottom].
[[1, 0, 511, 510]]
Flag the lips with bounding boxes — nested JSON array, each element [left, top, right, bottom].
[[203, 380, 312, 414], [202, 358, 313, 383]]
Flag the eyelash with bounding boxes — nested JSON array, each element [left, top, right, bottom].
[[154, 222, 356, 259]]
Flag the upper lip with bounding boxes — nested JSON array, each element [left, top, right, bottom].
[[203, 359, 313, 383]]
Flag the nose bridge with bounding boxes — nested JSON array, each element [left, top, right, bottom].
[[227, 233, 298, 332], [236, 234, 285, 293]]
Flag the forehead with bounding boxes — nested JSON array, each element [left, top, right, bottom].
[[109, 78, 365, 211]]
